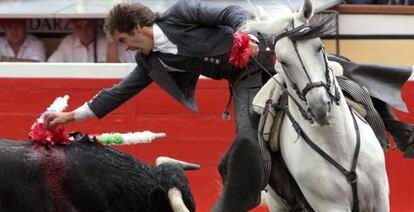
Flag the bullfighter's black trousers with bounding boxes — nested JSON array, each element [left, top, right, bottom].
[[212, 70, 266, 212]]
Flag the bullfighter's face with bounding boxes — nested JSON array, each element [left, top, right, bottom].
[[115, 24, 154, 55]]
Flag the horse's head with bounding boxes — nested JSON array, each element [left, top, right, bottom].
[[245, 0, 337, 125]]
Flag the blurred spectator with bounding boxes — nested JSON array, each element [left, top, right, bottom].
[[376, 0, 414, 4], [344, 0, 376, 3], [345, 0, 414, 4], [48, 19, 107, 63], [0, 19, 46, 62], [106, 37, 137, 63]]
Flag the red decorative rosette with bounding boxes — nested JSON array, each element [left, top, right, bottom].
[[29, 120, 71, 146], [229, 32, 252, 68]]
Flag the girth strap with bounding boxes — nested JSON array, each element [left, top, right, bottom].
[[258, 98, 274, 190], [285, 105, 361, 212], [337, 76, 388, 149]]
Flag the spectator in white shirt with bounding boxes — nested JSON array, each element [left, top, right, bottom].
[[48, 19, 107, 63], [0, 19, 46, 62], [106, 37, 137, 63]]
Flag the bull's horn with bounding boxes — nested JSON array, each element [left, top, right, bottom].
[[156, 156, 200, 170], [168, 187, 190, 212]]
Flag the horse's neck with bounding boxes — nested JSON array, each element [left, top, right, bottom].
[[287, 82, 356, 155]]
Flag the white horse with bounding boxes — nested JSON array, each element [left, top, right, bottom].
[[246, 0, 389, 211]]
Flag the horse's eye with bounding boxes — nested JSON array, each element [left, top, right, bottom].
[[317, 45, 323, 52]]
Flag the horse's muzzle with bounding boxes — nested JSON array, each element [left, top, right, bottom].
[[305, 87, 332, 126]]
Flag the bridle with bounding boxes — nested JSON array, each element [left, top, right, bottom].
[[274, 20, 341, 122]]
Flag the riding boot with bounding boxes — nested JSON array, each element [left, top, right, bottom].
[[213, 127, 265, 212], [218, 149, 230, 184], [213, 69, 268, 211]]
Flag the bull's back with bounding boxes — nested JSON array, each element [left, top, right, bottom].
[[0, 139, 157, 212], [62, 142, 158, 211], [0, 139, 55, 212]]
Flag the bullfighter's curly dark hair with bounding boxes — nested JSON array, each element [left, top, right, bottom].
[[104, 3, 160, 39]]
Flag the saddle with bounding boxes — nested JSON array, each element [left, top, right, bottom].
[[254, 74, 285, 152]]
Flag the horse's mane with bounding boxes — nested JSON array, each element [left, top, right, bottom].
[[242, 6, 335, 44], [274, 15, 336, 42], [241, 6, 294, 36]]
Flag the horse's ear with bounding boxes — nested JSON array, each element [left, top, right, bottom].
[[298, 0, 314, 22]]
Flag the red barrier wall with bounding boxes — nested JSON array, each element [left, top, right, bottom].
[[0, 78, 412, 211]]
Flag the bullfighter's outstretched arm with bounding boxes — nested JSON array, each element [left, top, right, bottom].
[[46, 64, 153, 127]]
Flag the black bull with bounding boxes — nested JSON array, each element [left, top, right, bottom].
[[0, 139, 196, 212]]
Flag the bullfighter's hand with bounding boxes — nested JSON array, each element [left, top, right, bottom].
[[44, 112, 75, 128], [249, 40, 259, 57]]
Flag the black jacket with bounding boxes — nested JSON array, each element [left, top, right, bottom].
[[88, 0, 254, 118]]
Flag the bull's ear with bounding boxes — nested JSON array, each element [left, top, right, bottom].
[[298, 0, 313, 22]]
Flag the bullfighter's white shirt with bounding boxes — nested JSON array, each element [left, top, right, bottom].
[[152, 24, 178, 55], [0, 35, 46, 62]]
